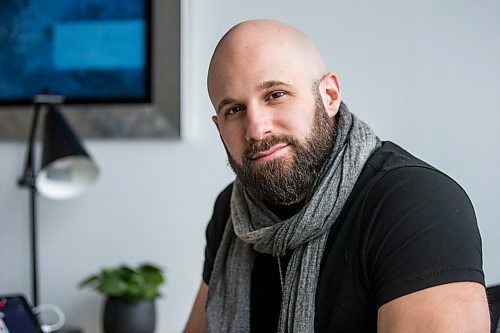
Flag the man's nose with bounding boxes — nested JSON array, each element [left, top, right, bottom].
[[245, 104, 273, 141]]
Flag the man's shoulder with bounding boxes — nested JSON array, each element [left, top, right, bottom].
[[203, 182, 235, 283], [207, 182, 234, 236], [366, 141, 433, 173], [366, 141, 469, 197], [214, 182, 234, 209], [364, 141, 472, 213]]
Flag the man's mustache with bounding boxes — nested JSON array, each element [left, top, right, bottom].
[[244, 135, 296, 162]]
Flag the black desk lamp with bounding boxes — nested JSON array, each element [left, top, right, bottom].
[[17, 94, 99, 308]]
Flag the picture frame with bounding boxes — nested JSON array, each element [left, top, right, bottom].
[[0, 0, 180, 139]]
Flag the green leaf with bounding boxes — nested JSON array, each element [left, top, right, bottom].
[[100, 276, 127, 296], [78, 262, 165, 300], [78, 275, 99, 288]]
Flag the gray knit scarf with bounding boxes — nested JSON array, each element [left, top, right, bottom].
[[206, 103, 381, 332]]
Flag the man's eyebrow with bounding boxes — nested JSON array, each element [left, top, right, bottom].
[[257, 80, 292, 91]]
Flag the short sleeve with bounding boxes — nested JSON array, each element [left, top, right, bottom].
[[202, 183, 233, 284], [360, 166, 484, 308]]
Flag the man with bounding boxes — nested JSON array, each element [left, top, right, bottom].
[[184, 19, 490, 332]]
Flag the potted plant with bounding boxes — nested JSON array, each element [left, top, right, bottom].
[[79, 263, 165, 333]]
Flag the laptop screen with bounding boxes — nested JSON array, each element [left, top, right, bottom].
[[0, 295, 42, 333]]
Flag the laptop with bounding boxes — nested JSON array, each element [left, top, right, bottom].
[[0, 294, 43, 333]]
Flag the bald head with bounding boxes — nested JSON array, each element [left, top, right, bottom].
[[207, 20, 326, 107]]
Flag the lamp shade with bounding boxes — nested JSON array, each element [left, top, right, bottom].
[[35, 105, 99, 200]]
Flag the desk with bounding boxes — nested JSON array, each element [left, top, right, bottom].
[[57, 326, 82, 333]]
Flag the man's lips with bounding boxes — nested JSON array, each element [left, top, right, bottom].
[[251, 143, 289, 160]]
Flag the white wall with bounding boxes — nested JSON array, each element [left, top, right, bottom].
[[1, 1, 499, 332]]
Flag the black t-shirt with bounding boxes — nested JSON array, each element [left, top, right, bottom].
[[203, 141, 484, 332]]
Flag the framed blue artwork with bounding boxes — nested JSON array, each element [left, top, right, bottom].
[[0, 0, 180, 139]]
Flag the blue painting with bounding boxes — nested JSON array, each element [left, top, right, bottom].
[[0, 0, 150, 104]]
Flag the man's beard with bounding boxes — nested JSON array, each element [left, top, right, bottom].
[[227, 97, 337, 205]]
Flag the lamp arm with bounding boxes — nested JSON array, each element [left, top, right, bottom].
[[17, 102, 43, 307], [18, 103, 42, 188]]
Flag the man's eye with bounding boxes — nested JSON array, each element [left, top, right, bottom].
[[226, 105, 245, 115], [267, 91, 286, 100]]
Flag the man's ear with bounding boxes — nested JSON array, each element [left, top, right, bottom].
[[320, 72, 342, 118], [212, 115, 220, 132]]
